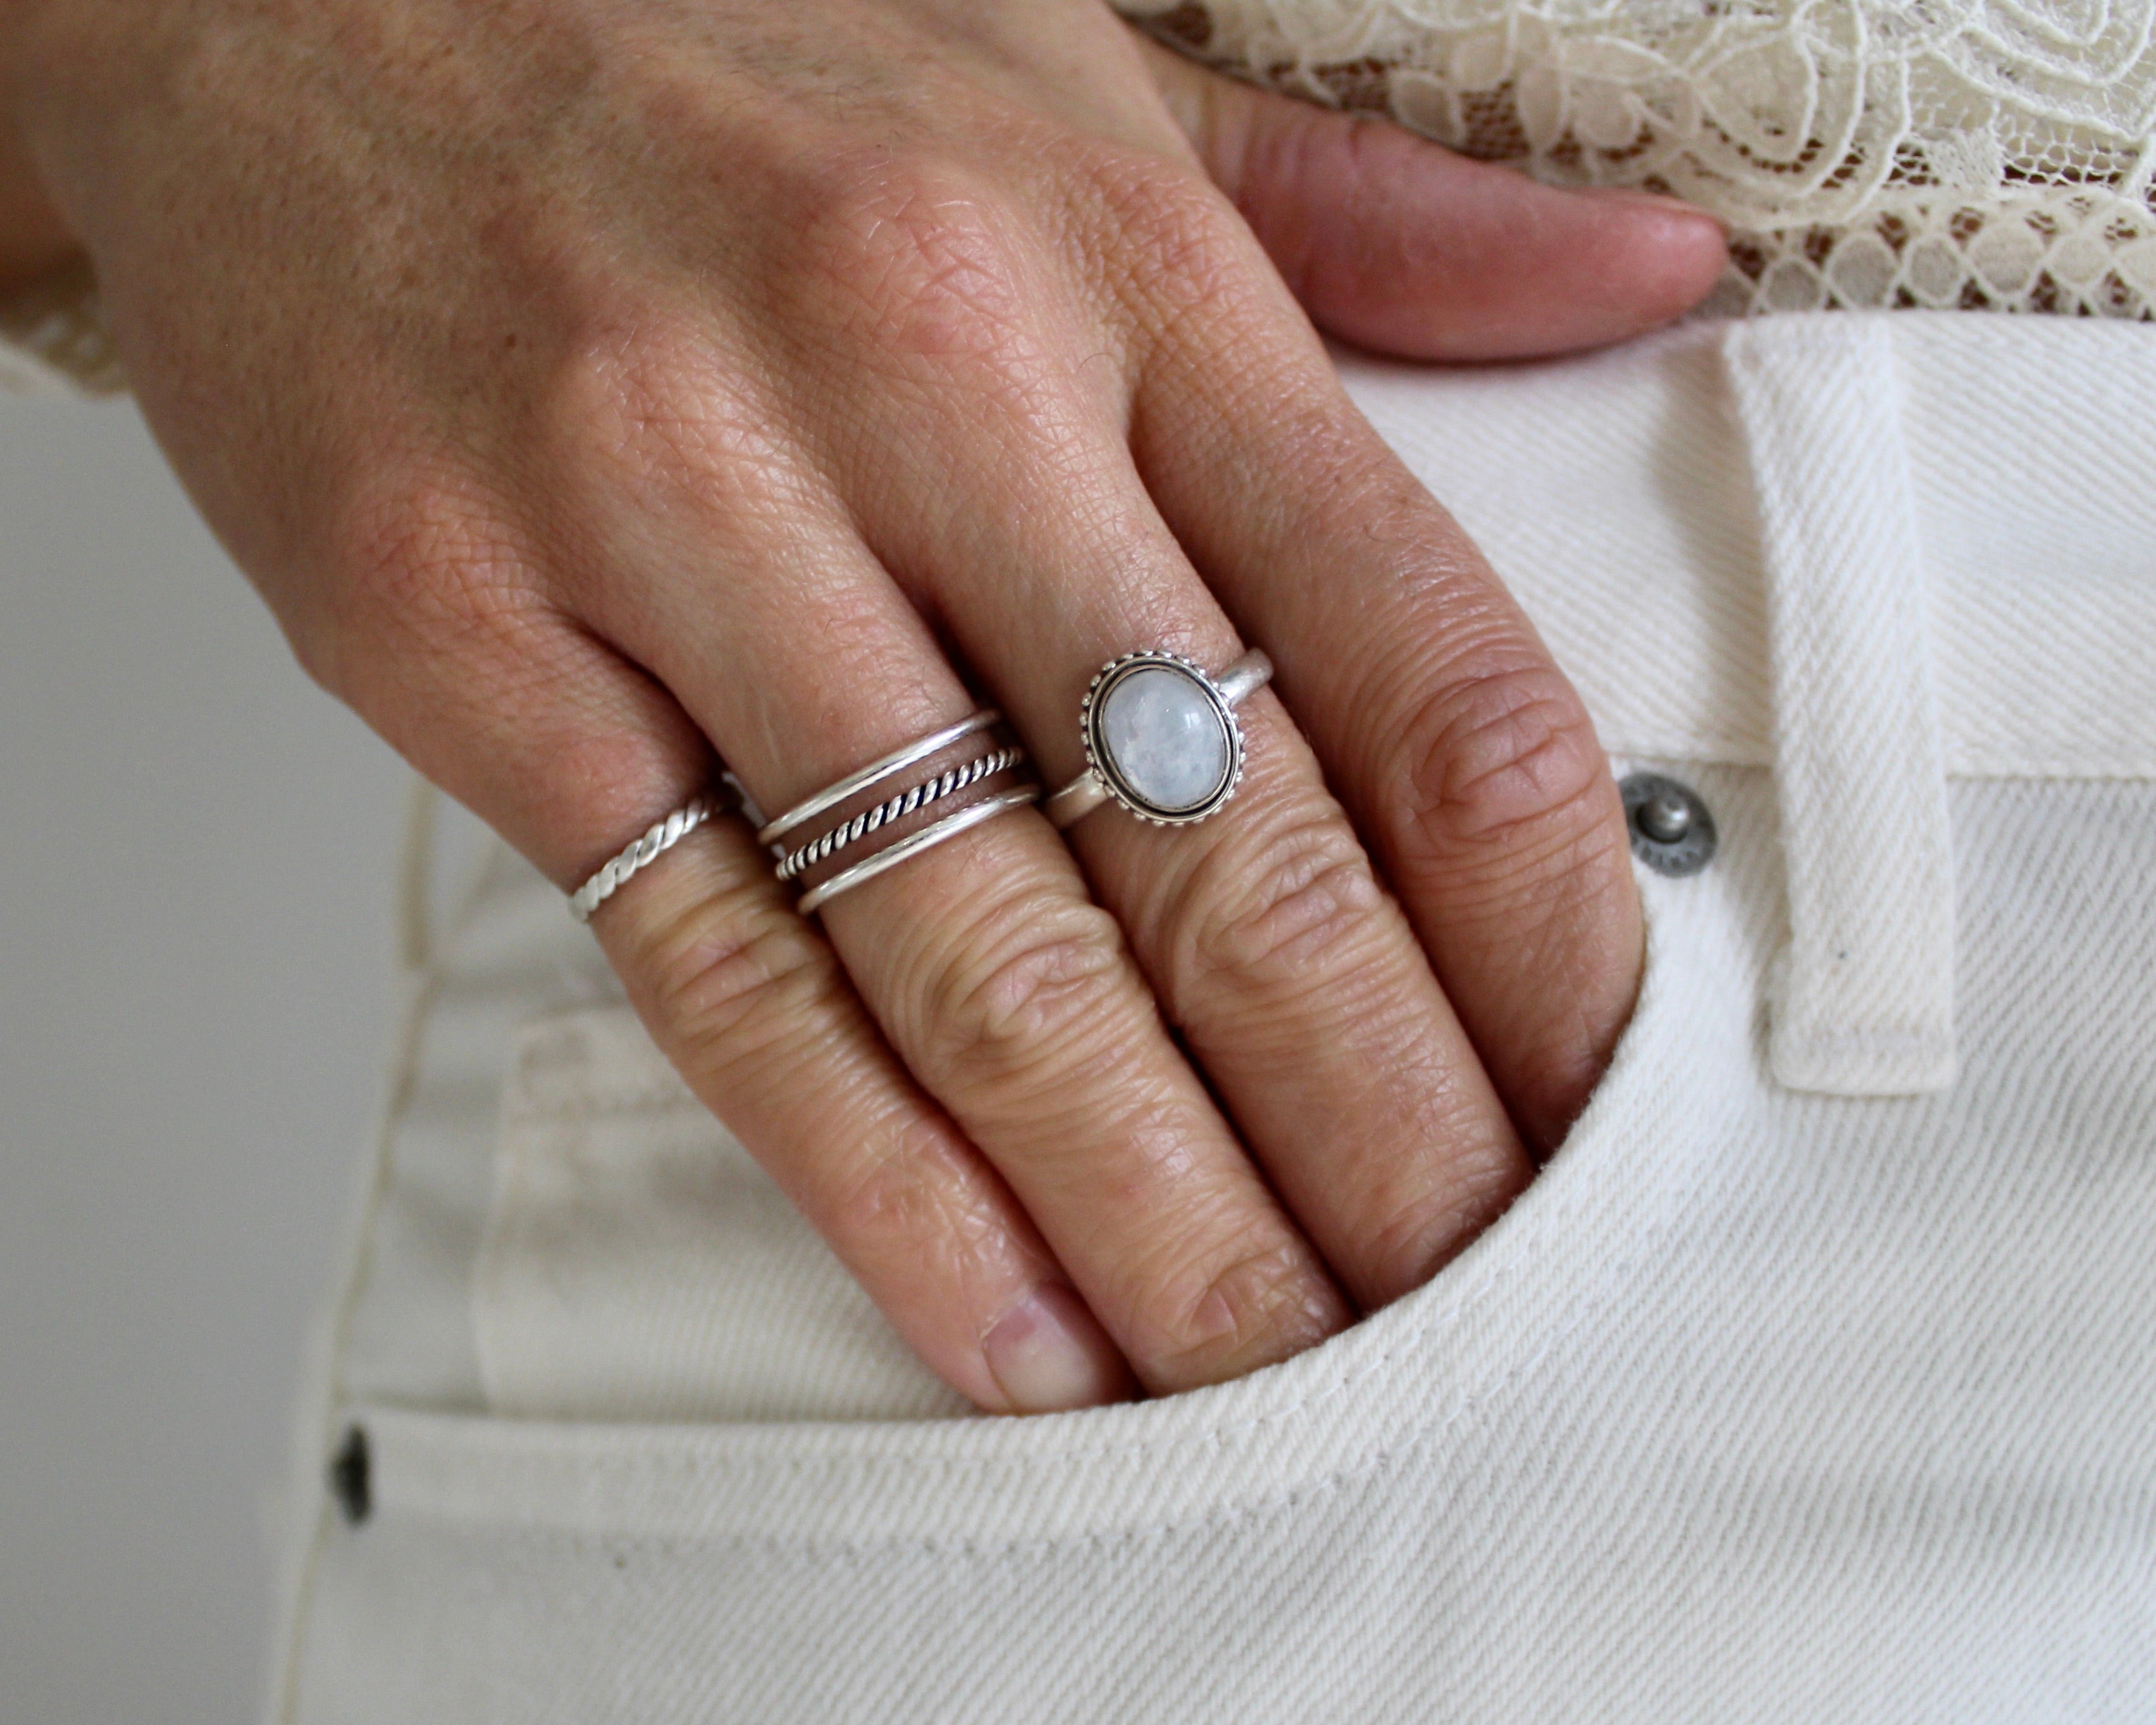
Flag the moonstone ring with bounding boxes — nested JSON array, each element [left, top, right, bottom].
[[1045, 649, 1272, 830]]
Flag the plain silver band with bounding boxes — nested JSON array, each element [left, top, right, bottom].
[[568, 794, 720, 923], [1211, 649, 1275, 707], [757, 711, 1003, 847], [796, 785, 1039, 915], [1045, 649, 1273, 831]]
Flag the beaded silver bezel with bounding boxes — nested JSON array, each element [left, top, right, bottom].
[[1078, 651, 1246, 826]]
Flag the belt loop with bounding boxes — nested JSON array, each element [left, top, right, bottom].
[[1723, 316, 1957, 1095]]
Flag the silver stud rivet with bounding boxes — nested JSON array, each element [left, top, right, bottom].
[[1636, 788, 1694, 845], [1620, 773, 1716, 877]]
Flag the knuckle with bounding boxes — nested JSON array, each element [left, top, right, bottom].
[[1081, 149, 1270, 323], [919, 890, 1131, 1081], [330, 471, 525, 625], [639, 886, 837, 1073], [821, 1113, 981, 1258], [314, 468, 550, 692], [1393, 651, 1613, 869], [539, 312, 800, 528], [1179, 806, 1385, 992], [784, 150, 1034, 367], [1143, 1233, 1342, 1385]]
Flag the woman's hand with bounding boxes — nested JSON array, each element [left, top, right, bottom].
[[6, 0, 1723, 1410]]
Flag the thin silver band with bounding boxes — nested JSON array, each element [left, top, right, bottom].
[[774, 745, 1027, 882], [568, 793, 721, 923], [796, 786, 1040, 916], [756, 711, 1003, 847], [1045, 649, 1273, 830], [1212, 650, 1275, 707]]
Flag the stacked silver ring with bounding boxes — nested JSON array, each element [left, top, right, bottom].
[[757, 711, 1039, 914], [564, 647, 1273, 924], [567, 791, 726, 923], [773, 745, 1026, 881]]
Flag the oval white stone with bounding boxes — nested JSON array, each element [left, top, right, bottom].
[[1096, 664, 1230, 814]]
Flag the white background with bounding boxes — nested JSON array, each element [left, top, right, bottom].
[[0, 394, 406, 1723]]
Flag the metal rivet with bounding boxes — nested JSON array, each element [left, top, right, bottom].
[[1636, 788, 1693, 844], [1621, 773, 1716, 877], [329, 1424, 371, 1525]]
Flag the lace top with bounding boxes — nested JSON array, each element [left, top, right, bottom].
[[1118, 0, 2156, 320]]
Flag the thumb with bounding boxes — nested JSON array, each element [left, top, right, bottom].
[[1137, 35, 1728, 361]]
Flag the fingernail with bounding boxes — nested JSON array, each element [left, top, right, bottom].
[[982, 1285, 1130, 1414]]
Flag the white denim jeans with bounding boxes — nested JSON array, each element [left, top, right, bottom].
[[266, 312, 2156, 1723]]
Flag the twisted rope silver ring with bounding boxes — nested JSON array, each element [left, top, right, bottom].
[[763, 708, 1041, 915], [774, 745, 1027, 882], [568, 792, 722, 923], [796, 785, 1040, 916]]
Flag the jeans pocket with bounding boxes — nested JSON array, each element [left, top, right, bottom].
[[473, 1004, 970, 1424], [299, 862, 1747, 1724], [380, 861, 1733, 1544]]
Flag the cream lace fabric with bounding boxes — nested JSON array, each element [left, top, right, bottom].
[[1118, 0, 2156, 318]]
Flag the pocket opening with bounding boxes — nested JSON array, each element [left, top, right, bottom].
[[368, 878, 1737, 1548]]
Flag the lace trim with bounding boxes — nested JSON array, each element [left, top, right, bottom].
[[1122, 0, 2156, 318]]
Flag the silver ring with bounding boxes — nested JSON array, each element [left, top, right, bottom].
[[1046, 649, 1272, 830], [757, 711, 1003, 847], [568, 792, 722, 923], [796, 785, 1040, 915], [774, 745, 1027, 882]]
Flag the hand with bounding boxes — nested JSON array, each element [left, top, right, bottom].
[[8, 0, 1723, 1410]]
